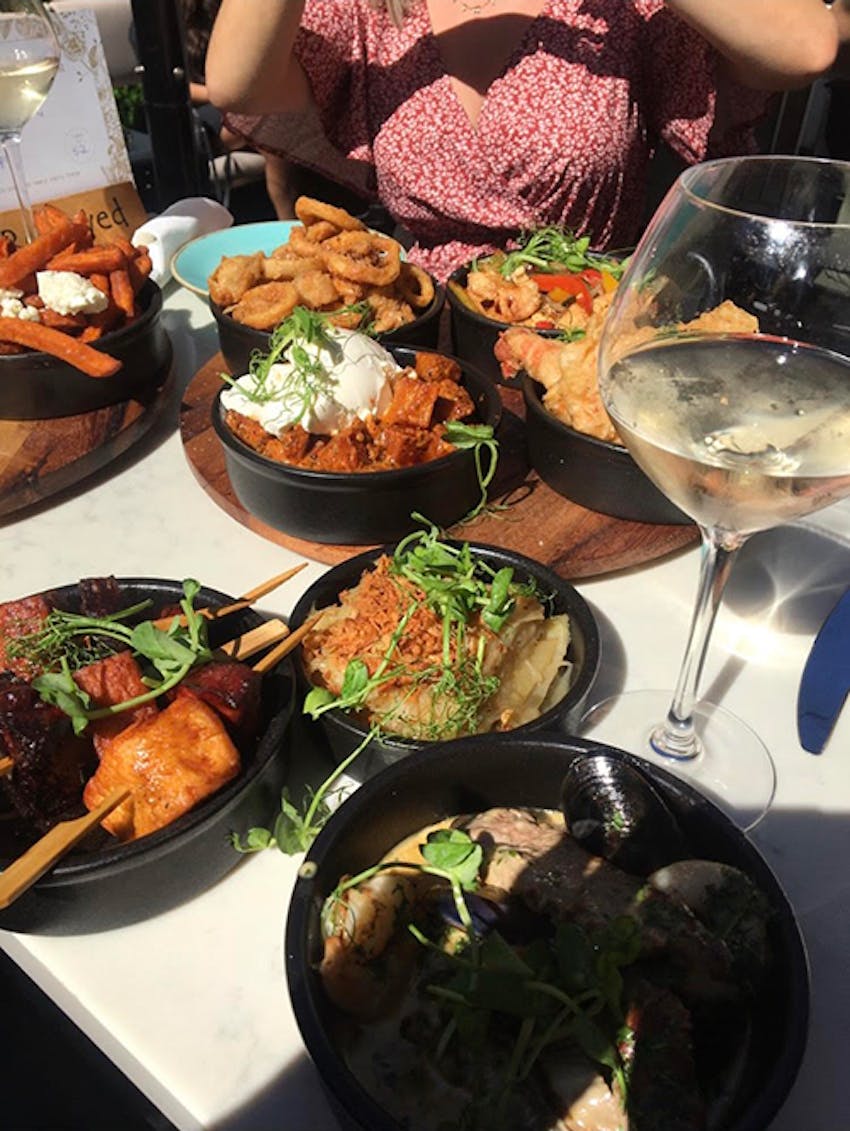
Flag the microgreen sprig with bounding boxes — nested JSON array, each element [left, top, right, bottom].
[[220, 304, 371, 419], [10, 580, 213, 735], [493, 226, 626, 280], [443, 421, 499, 519]]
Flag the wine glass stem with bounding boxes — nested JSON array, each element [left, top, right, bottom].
[[651, 527, 744, 761], [1, 134, 36, 243]]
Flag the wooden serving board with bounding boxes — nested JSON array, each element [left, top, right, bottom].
[[180, 355, 697, 579], [0, 378, 172, 519]]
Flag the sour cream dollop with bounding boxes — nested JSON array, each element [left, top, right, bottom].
[[221, 327, 398, 436]]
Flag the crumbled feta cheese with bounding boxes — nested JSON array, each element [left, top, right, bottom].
[[36, 270, 109, 316], [0, 295, 40, 321]]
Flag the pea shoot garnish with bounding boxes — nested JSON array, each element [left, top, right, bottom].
[[7, 580, 212, 735], [494, 226, 626, 280]]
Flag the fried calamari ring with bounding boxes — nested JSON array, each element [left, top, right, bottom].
[[295, 195, 366, 232], [330, 277, 368, 305], [304, 220, 339, 244], [325, 309, 364, 330], [294, 270, 339, 308], [209, 251, 265, 306], [397, 262, 435, 309], [366, 293, 414, 333], [263, 252, 321, 280], [288, 224, 334, 260], [229, 281, 299, 330], [320, 231, 401, 286]]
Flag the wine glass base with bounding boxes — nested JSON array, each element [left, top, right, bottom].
[[579, 690, 777, 832]]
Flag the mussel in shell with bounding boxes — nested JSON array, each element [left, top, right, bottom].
[[560, 752, 687, 874]]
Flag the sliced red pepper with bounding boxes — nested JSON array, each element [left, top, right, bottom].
[[579, 268, 602, 288], [530, 273, 594, 315]]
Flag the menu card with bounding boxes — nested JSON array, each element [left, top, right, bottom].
[[0, 8, 147, 244]]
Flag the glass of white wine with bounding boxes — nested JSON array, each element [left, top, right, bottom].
[[581, 155, 850, 829], [0, 0, 60, 241]]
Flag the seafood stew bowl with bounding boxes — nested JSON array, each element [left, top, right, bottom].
[[522, 372, 691, 525], [210, 278, 446, 377], [287, 541, 600, 779], [0, 281, 172, 420], [447, 262, 564, 385], [0, 578, 295, 934], [285, 732, 809, 1131], [212, 346, 502, 545]]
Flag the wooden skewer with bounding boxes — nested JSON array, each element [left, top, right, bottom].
[[214, 618, 289, 661], [0, 788, 131, 910], [251, 618, 316, 674], [0, 756, 12, 779], [152, 563, 307, 629]]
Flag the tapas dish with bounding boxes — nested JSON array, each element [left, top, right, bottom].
[[287, 531, 599, 779], [286, 732, 809, 1131], [209, 196, 444, 374], [0, 204, 171, 419], [212, 310, 501, 543], [446, 228, 624, 384], [0, 572, 298, 928]]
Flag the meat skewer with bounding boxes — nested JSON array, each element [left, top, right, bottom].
[[0, 614, 298, 906], [0, 787, 130, 909]]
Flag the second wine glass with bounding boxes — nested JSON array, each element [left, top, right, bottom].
[[581, 155, 850, 829], [0, 0, 60, 241]]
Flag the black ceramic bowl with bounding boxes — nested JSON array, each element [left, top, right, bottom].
[[523, 373, 690, 525], [0, 578, 294, 933], [286, 732, 809, 1131], [211, 280, 446, 376], [287, 541, 600, 779], [446, 262, 565, 385], [0, 280, 172, 420], [212, 345, 502, 545]]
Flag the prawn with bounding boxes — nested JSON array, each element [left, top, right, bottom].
[[319, 870, 422, 1019], [465, 269, 541, 323]]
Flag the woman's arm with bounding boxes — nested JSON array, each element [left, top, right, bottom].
[[205, 0, 311, 113], [666, 0, 839, 89]]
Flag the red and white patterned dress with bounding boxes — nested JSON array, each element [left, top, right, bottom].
[[228, 0, 768, 280]]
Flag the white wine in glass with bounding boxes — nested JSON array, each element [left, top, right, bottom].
[[0, 0, 60, 240], [581, 156, 850, 830]]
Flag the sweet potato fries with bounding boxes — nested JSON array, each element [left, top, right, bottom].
[[0, 204, 153, 378]]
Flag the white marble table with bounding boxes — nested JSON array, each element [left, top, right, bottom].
[[1, 281, 848, 1131]]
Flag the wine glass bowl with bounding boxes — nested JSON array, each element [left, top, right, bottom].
[[0, 0, 60, 240], [582, 156, 850, 827]]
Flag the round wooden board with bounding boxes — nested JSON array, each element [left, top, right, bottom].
[[180, 354, 698, 579], [0, 375, 173, 518]]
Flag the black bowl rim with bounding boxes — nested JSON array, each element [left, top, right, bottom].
[[209, 275, 447, 341], [1, 577, 295, 886], [211, 344, 502, 486], [285, 730, 810, 1131], [287, 539, 601, 749], [522, 369, 629, 455], [0, 279, 163, 366]]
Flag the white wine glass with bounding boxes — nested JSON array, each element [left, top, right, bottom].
[[581, 155, 850, 829], [0, 0, 60, 241]]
